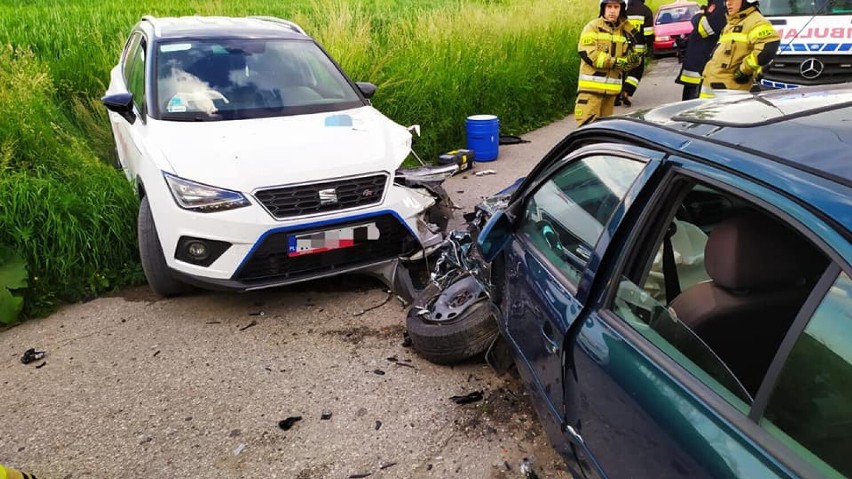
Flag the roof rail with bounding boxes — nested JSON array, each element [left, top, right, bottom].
[[140, 15, 161, 36], [249, 16, 308, 36]]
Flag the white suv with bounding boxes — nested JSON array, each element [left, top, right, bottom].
[[103, 16, 451, 297]]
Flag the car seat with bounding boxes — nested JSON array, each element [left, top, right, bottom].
[[658, 12, 673, 23], [669, 212, 826, 395]]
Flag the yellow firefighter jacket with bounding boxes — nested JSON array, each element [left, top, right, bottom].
[[577, 17, 638, 96], [702, 6, 780, 91]]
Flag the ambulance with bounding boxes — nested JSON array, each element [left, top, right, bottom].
[[760, 0, 852, 89]]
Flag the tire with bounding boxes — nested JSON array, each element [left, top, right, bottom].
[[138, 196, 191, 297], [406, 298, 499, 365]]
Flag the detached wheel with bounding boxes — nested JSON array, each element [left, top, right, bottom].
[[406, 276, 498, 365], [138, 196, 190, 297]]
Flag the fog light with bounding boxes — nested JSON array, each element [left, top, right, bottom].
[[186, 241, 210, 260]]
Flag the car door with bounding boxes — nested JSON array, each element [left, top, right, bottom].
[[107, 31, 147, 181], [501, 143, 663, 440], [564, 158, 847, 479]]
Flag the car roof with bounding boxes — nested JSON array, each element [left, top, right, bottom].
[[615, 85, 852, 185], [139, 16, 309, 41], [658, 2, 698, 10]]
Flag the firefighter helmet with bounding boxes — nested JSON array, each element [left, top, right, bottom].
[[599, 0, 627, 17]]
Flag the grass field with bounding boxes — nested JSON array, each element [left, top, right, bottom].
[[1, 0, 675, 320]]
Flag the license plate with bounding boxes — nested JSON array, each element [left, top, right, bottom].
[[287, 223, 380, 257]]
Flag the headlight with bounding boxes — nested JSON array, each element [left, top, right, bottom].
[[163, 173, 251, 212], [657, 35, 671, 42]]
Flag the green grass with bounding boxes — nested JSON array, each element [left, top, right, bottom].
[[0, 0, 598, 318]]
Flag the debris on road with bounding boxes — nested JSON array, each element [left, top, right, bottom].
[[233, 443, 246, 456], [239, 320, 258, 331], [449, 391, 483, 405], [474, 169, 496, 176], [35, 362, 46, 369], [373, 369, 386, 376], [348, 473, 371, 478], [249, 311, 265, 316], [353, 290, 393, 316], [278, 416, 302, 431], [20, 348, 45, 364], [375, 420, 382, 431], [152, 350, 160, 358], [520, 457, 540, 479], [320, 410, 333, 420], [379, 462, 397, 470], [401, 331, 412, 348]]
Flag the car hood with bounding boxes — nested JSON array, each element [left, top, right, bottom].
[[147, 106, 411, 192], [655, 22, 693, 37]]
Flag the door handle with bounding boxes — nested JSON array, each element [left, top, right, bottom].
[[541, 321, 560, 355]]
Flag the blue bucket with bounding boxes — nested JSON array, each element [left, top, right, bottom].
[[465, 114, 499, 162]]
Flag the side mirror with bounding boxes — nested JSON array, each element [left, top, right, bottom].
[[356, 82, 377, 99], [407, 124, 421, 138], [101, 92, 136, 125], [477, 211, 513, 262]]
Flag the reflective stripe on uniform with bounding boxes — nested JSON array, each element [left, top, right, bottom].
[[634, 44, 647, 53], [679, 69, 702, 84], [644, 26, 654, 36], [580, 32, 630, 44], [579, 73, 623, 93], [625, 76, 639, 87], [700, 85, 716, 98], [748, 24, 776, 41], [719, 32, 748, 43], [698, 16, 715, 38], [745, 52, 760, 70]]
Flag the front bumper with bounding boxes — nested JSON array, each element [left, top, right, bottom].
[[147, 177, 443, 291]]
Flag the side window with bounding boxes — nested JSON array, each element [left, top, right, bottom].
[[125, 37, 147, 112], [610, 179, 829, 408], [518, 154, 644, 285], [762, 271, 852, 477], [121, 33, 141, 83]]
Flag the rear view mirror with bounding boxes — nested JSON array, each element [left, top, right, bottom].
[[477, 211, 513, 262], [101, 92, 136, 125], [356, 82, 377, 99]]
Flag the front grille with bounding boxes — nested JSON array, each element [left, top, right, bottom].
[[255, 174, 387, 219], [764, 55, 852, 86], [234, 213, 418, 284]]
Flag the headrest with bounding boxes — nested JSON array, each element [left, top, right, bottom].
[[705, 213, 819, 291]]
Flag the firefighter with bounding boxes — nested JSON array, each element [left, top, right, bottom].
[[700, 0, 780, 98], [676, 0, 726, 100], [616, 0, 654, 107], [575, 0, 643, 125]]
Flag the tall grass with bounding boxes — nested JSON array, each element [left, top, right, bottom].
[[0, 0, 597, 318]]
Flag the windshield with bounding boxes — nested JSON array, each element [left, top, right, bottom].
[[154, 39, 364, 121], [762, 0, 852, 15], [655, 4, 701, 24]]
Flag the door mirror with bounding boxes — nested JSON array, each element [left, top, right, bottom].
[[101, 92, 136, 125], [356, 82, 377, 99], [477, 210, 513, 262]]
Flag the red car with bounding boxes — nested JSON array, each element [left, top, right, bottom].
[[653, 1, 701, 56]]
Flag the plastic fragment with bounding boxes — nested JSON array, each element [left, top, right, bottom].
[[379, 462, 397, 470], [320, 410, 333, 420], [239, 320, 258, 331], [474, 169, 496, 176], [401, 331, 413, 348], [373, 369, 386, 375], [278, 416, 302, 431], [349, 473, 371, 478], [374, 420, 382, 431], [520, 457, 540, 479], [35, 362, 47, 369], [21, 348, 46, 364], [449, 391, 483, 404], [233, 443, 246, 456]]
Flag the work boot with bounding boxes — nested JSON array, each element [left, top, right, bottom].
[[622, 94, 632, 107], [614, 95, 623, 107]]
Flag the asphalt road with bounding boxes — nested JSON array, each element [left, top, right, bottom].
[[0, 58, 683, 479]]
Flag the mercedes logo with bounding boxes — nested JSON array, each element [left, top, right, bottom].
[[800, 58, 824, 80]]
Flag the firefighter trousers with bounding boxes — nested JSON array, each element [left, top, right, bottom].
[[575, 92, 616, 126]]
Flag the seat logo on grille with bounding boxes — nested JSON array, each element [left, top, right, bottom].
[[362, 189, 375, 198], [799, 58, 824, 80], [319, 188, 338, 205]]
